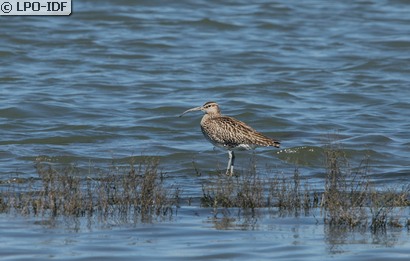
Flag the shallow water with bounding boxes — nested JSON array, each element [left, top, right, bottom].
[[1, 209, 410, 261], [1, 0, 410, 260]]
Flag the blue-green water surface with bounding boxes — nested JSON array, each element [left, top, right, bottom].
[[0, 0, 409, 260]]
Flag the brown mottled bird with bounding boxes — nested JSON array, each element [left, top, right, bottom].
[[179, 101, 280, 176]]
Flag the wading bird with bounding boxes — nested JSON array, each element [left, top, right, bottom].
[[179, 101, 280, 176]]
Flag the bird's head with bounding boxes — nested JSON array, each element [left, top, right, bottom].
[[179, 101, 221, 117]]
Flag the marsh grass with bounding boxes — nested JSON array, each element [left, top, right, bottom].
[[321, 144, 370, 228], [321, 143, 409, 231], [0, 157, 179, 223], [201, 158, 313, 216], [200, 144, 409, 232], [201, 163, 265, 210], [271, 169, 322, 218], [0, 145, 408, 232]]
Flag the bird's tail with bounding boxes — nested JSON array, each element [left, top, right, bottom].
[[271, 139, 280, 148]]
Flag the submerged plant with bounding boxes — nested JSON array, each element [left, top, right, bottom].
[[321, 143, 369, 228], [199, 143, 409, 232], [200, 157, 313, 214], [321, 143, 409, 231], [0, 145, 408, 233], [0, 157, 179, 224], [201, 159, 266, 210]]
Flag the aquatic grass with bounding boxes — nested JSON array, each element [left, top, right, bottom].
[[268, 168, 318, 216], [200, 158, 266, 210], [0, 157, 180, 223], [199, 144, 409, 232], [321, 143, 370, 228], [321, 143, 409, 231], [201, 158, 313, 214], [369, 186, 410, 232], [0, 145, 408, 232]]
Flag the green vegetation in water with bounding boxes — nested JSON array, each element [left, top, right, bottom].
[[321, 144, 409, 232], [201, 143, 410, 232], [0, 157, 180, 224], [0, 144, 408, 233]]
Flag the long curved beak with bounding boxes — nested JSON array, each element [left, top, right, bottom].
[[179, 106, 202, 117]]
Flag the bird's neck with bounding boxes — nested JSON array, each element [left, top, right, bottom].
[[201, 112, 220, 124]]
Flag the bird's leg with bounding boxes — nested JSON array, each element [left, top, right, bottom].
[[226, 151, 235, 176], [231, 151, 235, 175], [225, 150, 232, 176]]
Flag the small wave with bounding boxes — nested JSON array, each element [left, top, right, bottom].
[[276, 146, 324, 167], [181, 18, 242, 30]]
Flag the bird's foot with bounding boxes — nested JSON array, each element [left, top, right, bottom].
[[225, 169, 234, 177]]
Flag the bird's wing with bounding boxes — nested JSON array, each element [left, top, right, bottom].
[[202, 116, 280, 148]]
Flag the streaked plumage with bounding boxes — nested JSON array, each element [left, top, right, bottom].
[[179, 101, 280, 176]]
